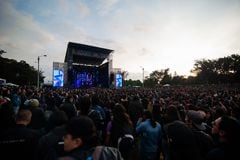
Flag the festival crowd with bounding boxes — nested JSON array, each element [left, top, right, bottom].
[[0, 85, 240, 160]]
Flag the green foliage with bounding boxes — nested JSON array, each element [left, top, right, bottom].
[[144, 68, 170, 87], [144, 78, 157, 87], [192, 54, 240, 84], [143, 54, 240, 87], [124, 79, 142, 87], [0, 57, 44, 85]]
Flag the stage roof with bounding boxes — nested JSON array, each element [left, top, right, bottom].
[[64, 42, 113, 65]]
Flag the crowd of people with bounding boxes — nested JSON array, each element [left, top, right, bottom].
[[0, 85, 240, 160]]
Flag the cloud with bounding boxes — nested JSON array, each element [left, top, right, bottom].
[[0, 1, 56, 51], [77, 1, 90, 18], [0, 1, 60, 81], [1, 0, 240, 82], [97, 0, 119, 15], [58, 0, 69, 13]]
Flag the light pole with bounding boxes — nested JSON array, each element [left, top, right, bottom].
[[140, 66, 144, 87], [37, 54, 47, 89]]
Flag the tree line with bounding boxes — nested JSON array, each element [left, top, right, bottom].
[[124, 54, 240, 87], [0, 56, 44, 86], [0, 52, 239, 87]]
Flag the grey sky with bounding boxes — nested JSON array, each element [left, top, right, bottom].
[[0, 0, 240, 82]]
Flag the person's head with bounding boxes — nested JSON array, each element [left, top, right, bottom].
[[65, 95, 74, 103], [113, 103, 132, 128], [25, 98, 39, 108], [0, 99, 15, 129], [113, 103, 126, 116], [166, 121, 201, 160], [165, 105, 182, 123], [91, 94, 99, 106], [15, 109, 32, 126], [143, 110, 152, 120], [212, 116, 240, 145], [59, 103, 77, 120], [143, 110, 157, 128], [46, 110, 68, 132], [79, 95, 91, 115], [185, 110, 206, 131], [63, 116, 96, 152]]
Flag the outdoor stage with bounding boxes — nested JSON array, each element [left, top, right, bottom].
[[53, 42, 113, 88]]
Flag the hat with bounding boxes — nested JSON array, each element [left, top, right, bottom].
[[187, 110, 206, 131], [28, 99, 39, 107]]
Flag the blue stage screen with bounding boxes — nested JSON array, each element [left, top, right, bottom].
[[116, 73, 123, 88], [53, 70, 64, 87], [75, 72, 94, 88]]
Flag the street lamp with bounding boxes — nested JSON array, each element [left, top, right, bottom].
[[140, 66, 144, 87], [37, 54, 47, 89]]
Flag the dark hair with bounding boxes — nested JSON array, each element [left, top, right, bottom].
[[219, 116, 240, 145], [16, 109, 32, 122], [152, 103, 161, 123], [165, 105, 182, 123], [79, 95, 91, 115], [45, 110, 68, 132], [60, 103, 76, 120], [65, 116, 96, 144], [143, 110, 157, 128], [91, 94, 99, 105], [113, 103, 132, 128]]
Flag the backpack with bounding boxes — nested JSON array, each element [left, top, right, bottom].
[[89, 146, 123, 160], [117, 134, 134, 149], [117, 134, 134, 160], [88, 109, 104, 130], [59, 146, 123, 160]]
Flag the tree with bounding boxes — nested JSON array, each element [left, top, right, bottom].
[[0, 57, 44, 86], [171, 75, 186, 85], [124, 79, 142, 87], [191, 54, 240, 84], [160, 68, 172, 84], [149, 70, 165, 84], [144, 77, 157, 88], [0, 49, 6, 57]]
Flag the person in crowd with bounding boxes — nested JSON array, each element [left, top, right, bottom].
[[152, 100, 164, 126], [24, 98, 47, 130], [128, 95, 144, 128], [162, 106, 201, 160], [0, 97, 15, 133], [36, 110, 68, 160], [58, 116, 98, 160], [11, 87, 21, 114], [79, 94, 104, 142], [59, 95, 77, 120], [185, 110, 214, 159], [207, 116, 240, 160], [136, 110, 162, 160], [90, 94, 106, 140], [1, 84, 240, 160], [0, 109, 40, 160], [105, 103, 134, 160]]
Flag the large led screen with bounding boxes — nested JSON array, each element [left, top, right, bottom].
[[116, 73, 123, 88], [53, 70, 64, 87], [75, 72, 94, 88]]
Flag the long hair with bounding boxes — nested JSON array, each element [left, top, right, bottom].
[[113, 103, 132, 129]]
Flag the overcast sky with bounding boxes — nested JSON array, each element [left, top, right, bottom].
[[1, 0, 240, 82]]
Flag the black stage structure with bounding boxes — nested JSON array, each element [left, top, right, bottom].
[[64, 42, 113, 88]]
